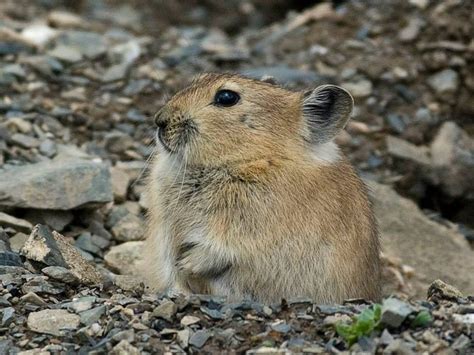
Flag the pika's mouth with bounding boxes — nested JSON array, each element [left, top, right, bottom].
[[156, 128, 173, 153]]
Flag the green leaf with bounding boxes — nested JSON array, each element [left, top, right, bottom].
[[335, 304, 382, 346], [411, 310, 432, 328]]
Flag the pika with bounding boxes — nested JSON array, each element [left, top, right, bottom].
[[142, 73, 380, 303]]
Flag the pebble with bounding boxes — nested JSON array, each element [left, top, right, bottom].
[[111, 340, 140, 355], [39, 139, 57, 158], [41, 266, 79, 284], [427, 69, 459, 94], [111, 166, 132, 202], [10, 133, 41, 148], [0, 159, 113, 210], [381, 298, 414, 328], [104, 241, 144, 274], [181, 315, 201, 326], [111, 213, 145, 242], [341, 80, 373, 98], [27, 309, 80, 336], [189, 330, 211, 348], [0, 212, 33, 233], [80, 305, 106, 325], [427, 279, 463, 302], [153, 300, 178, 321]]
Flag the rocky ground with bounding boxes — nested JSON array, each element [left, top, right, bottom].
[[0, 0, 473, 353]]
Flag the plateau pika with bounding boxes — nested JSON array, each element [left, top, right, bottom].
[[142, 73, 380, 303]]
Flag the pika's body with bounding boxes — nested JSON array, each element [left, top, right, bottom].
[[143, 73, 380, 303]]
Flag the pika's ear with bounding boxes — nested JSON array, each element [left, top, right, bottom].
[[302, 85, 353, 144]]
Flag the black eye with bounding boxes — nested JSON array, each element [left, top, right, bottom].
[[214, 90, 240, 107]]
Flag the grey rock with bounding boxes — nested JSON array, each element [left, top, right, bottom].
[[427, 69, 459, 94], [177, 328, 191, 349], [380, 298, 414, 328], [111, 166, 131, 202], [21, 225, 103, 285], [153, 300, 178, 321], [47, 45, 83, 63], [22, 277, 66, 295], [24, 210, 74, 232], [383, 339, 415, 355], [0, 212, 33, 233], [271, 321, 291, 334], [20, 292, 47, 306], [111, 340, 140, 355], [242, 66, 325, 86], [398, 18, 423, 42], [20, 55, 64, 76], [10, 133, 41, 148], [75, 232, 102, 255], [452, 334, 471, 350], [0, 159, 112, 210], [54, 31, 107, 59], [1, 307, 15, 327], [427, 279, 463, 302], [386, 136, 431, 165], [108, 40, 141, 66], [369, 181, 474, 297], [102, 63, 129, 82], [200, 306, 225, 320], [42, 266, 80, 284], [385, 113, 407, 134], [104, 132, 134, 154], [0, 251, 23, 267], [189, 329, 211, 348], [342, 79, 373, 98], [80, 305, 106, 325], [104, 241, 143, 275], [111, 213, 145, 242], [0, 296, 11, 307], [112, 329, 135, 342], [27, 309, 80, 336], [39, 139, 57, 158], [181, 315, 200, 326]]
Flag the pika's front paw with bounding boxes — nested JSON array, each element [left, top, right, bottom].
[[175, 243, 232, 279]]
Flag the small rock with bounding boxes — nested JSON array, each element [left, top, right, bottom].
[[0, 159, 112, 210], [80, 305, 106, 325], [75, 232, 102, 255], [109, 40, 141, 66], [20, 292, 47, 306], [0, 251, 23, 267], [54, 31, 107, 59], [386, 136, 431, 165], [181, 315, 200, 326], [42, 266, 80, 284], [201, 306, 225, 320], [47, 45, 83, 63], [242, 66, 326, 86], [10, 133, 41, 148], [380, 298, 414, 328], [21, 225, 103, 285], [189, 330, 211, 348], [48, 11, 83, 28], [1, 307, 15, 327], [111, 166, 131, 202], [21, 24, 57, 47], [0, 212, 33, 233], [111, 213, 145, 242], [427, 279, 463, 302], [427, 69, 459, 94], [177, 328, 191, 348], [102, 63, 129, 82], [104, 241, 143, 274], [22, 277, 65, 295], [27, 309, 80, 336], [25, 210, 74, 232], [114, 275, 144, 292], [342, 80, 373, 98], [153, 300, 178, 321], [112, 329, 135, 342], [104, 132, 134, 154], [39, 139, 57, 158], [399, 18, 423, 42], [270, 321, 291, 334], [451, 334, 471, 350], [382, 339, 415, 355], [110, 340, 140, 355]]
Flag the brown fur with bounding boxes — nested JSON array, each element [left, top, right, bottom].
[[142, 73, 381, 303]]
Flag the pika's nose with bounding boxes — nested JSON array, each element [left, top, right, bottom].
[[154, 110, 167, 130]]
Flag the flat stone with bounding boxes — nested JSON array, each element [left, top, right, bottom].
[[386, 136, 431, 165], [0, 251, 23, 267], [0, 212, 33, 233], [111, 340, 140, 355], [427, 279, 463, 302], [1, 307, 15, 327], [241, 66, 325, 86], [21, 225, 103, 285], [380, 298, 414, 328], [342, 79, 373, 98], [111, 212, 145, 242], [27, 309, 80, 336], [110, 166, 131, 202], [181, 315, 200, 326], [427, 69, 459, 94], [369, 181, 474, 297], [0, 159, 112, 210], [153, 300, 178, 321], [80, 305, 106, 325], [9, 233, 28, 253], [24, 210, 74, 232], [42, 266, 80, 284], [189, 329, 211, 348], [10, 133, 41, 148], [104, 241, 143, 275], [47, 45, 83, 63], [54, 31, 107, 59], [20, 292, 47, 306]]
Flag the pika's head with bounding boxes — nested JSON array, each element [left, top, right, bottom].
[[154, 73, 353, 166]]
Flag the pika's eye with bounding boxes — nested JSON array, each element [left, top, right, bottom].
[[214, 90, 240, 107]]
